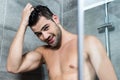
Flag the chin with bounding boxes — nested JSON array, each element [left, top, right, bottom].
[[51, 44, 61, 49], [50, 44, 56, 48]]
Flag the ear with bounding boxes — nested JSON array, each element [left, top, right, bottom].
[[52, 15, 60, 24]]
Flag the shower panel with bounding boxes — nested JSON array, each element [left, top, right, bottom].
[[78, 0, 84, 80]]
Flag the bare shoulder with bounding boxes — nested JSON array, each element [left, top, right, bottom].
[[34, 46, 47, 54], [33, 46, 48, 63], [85, 35, 99, 42], [84, 35, 106, 55], [84, 35, 104, 51], [84, 35, 102, 46]]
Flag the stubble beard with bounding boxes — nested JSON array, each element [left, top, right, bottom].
[[49, 25, 62, 49]]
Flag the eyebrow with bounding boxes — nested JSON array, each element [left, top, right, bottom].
[[41, 24, 48, 31], [34, 24, 48, 33]]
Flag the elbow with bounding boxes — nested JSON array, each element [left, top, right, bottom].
[[6, 62, 20, 74], [7, 66, 20, 74]]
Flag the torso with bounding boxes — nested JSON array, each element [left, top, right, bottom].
[[37, 36, 97, 80]]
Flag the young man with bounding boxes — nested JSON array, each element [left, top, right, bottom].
[[7, 3, 117, 80]]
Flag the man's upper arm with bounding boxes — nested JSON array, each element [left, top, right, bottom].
[[86, 36, 117, 80], [17, 48, 43, 73]]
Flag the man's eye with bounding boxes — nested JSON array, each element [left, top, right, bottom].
[[44, 26, 49, 31], [35, 32, 42, 37]]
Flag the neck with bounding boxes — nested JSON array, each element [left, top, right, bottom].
[[59, 25, 76, 47]]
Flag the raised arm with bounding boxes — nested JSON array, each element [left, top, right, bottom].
[[86, 36, 117, 80], [7, 3, 42, 73]]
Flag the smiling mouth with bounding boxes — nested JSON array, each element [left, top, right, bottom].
[[47, 35, 55, 44]]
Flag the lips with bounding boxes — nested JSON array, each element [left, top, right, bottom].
[[47, 35, 54, 44]]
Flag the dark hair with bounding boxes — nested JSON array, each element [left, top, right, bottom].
[[28, 5, 54, 27]]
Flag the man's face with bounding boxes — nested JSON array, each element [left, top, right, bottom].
[[31, 16, 62, 48]]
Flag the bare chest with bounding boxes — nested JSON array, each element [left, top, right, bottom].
[[43, 45, 78, 77]]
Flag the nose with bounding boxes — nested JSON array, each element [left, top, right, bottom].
[[40, 32, 49, 41]]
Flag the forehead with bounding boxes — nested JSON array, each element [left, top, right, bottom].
[[31, 17, 49, 31]]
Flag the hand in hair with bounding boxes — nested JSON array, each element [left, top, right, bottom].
[[21, 3, 34, 27]]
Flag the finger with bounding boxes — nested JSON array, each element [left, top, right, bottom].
[[27, 3, 32, 7], [28, 5, 33, 9], [25, 3, 31, 8], [24, 3, 32, 10], [30, 8, 34, 12], [27, 3, 33, 9]]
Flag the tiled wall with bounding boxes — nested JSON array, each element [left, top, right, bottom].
[[0, 0, 77, 80]]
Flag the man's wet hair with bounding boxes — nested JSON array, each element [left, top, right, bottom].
[[28, 5, 54, 27]]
